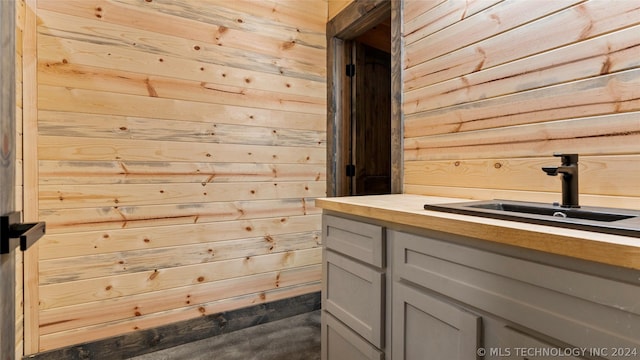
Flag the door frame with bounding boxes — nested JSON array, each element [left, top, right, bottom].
[[1, 0, 18, 358], [326, 0, 403, 197]]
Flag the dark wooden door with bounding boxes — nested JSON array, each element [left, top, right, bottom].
[[352, 42, 391, 195], [1, 0, 18, 358]]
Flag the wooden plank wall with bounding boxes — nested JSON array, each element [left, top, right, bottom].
[[30, 0, 327, 352], [402, 0, 640, 209]]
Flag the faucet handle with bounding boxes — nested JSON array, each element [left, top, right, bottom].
[[553, 153, 578, 165]]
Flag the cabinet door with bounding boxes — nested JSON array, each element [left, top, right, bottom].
[[322, 311, 384, 360], [324, 250, 385, 347], [393, 282, 481, 360], [483, 320, 587, 360]]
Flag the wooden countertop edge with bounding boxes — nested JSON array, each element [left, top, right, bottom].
[[315, 196, 640, 270]]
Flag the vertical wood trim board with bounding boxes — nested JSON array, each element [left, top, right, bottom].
[[15, 0, 27, 357], [1, 1, 18, 359], [402, 0, 640, 209], [27, 0, 327, 353], [390, 0, 404, 194], [23, 0, 39, 354]]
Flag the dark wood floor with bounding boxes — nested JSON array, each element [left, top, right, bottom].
[[128, 310, 321, 360]]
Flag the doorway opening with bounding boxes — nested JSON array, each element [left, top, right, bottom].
[[348, 23, 391, 195], [326, 0, 401, 197]]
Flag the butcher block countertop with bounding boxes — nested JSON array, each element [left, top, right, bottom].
[[315, 194, 640, 270]]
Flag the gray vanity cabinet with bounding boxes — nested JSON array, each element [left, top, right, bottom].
[[321, 215, 386, 360], [390, 229, 640, 360], [322, 213, 640, 360]]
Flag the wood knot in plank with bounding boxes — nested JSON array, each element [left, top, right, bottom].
[[148, 269, 159, 280], [474, 47, 486, 72], [281, 251, 294, 265], [282, 40, 296, 50], [600, 56, 612, 75], [144, 78, 158, 97]]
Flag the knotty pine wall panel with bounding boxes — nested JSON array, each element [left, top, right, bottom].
[[32, 0, 326, 352], [403, 0, 640, 209]]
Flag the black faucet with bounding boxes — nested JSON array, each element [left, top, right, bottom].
[[542, 153, 580, 208]]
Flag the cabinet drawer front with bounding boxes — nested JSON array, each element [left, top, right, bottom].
[[392, 282, 481, 360], [324, 250, 384, 347], [322, 311, 384, 360], [323, 214, 384, 267]]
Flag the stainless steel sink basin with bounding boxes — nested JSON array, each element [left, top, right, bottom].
[[424, 200, 640, 238]]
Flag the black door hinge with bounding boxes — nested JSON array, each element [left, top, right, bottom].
[[346, 164, 356, 177], [346, 64, 355, 77]]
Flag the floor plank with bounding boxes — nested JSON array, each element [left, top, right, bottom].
[[129, 310, 321, 360]]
